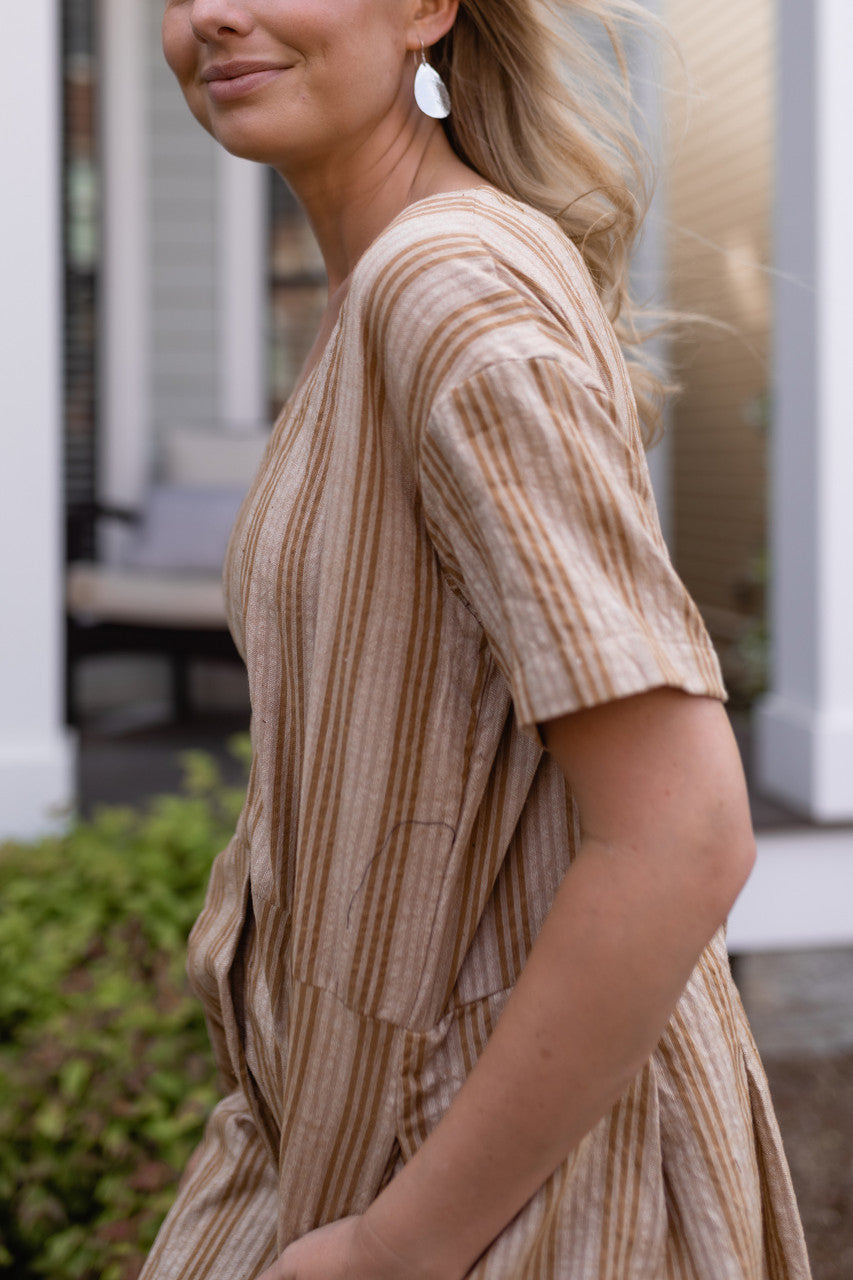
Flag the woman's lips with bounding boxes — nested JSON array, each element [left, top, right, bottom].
[[203, 64, 288, 103]]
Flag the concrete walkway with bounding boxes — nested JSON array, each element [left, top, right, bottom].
[[738, 946, 853, 1059]]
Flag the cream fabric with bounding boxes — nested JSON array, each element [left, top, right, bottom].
[[141, 189, 810, 1279]]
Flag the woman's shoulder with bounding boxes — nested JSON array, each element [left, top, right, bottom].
[[347, 187, 619, 401], [375, 186, 567, 257], [353, 187, 595, 311]]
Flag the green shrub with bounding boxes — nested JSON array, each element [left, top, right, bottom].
[[0, 741, 249, 1280]]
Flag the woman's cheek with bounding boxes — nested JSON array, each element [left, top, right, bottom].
[[161, 29, 213, 133], [183, 86, 214, 136]]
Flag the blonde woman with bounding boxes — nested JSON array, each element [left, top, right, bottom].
[[146, 1, 810, 1276]]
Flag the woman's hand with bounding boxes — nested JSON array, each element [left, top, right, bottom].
[[258, 1218, 364, 1280], [257, 1213, 441, 1280]]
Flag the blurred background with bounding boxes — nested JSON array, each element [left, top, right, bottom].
[[0, 0, 851, 1276]]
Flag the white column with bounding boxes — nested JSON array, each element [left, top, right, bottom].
[[99, 0, 150, 535], [0, 0, 75, 837], [217, 150, 268, 428], [755, 0, 853, 821]]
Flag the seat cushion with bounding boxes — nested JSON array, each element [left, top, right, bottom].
[[124, 485, 246, 574], [66, 563, 228, 629]]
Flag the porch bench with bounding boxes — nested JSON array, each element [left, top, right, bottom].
[[65, 428, 269, 722]]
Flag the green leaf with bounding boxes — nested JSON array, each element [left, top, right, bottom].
[[33, 1099, 67, 1142], [58, 1058, 92, 1103]]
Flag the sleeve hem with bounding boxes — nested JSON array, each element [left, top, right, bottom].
[[513, 641, 728, 748]]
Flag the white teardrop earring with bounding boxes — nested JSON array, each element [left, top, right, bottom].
[[414, 37, 451, 119]]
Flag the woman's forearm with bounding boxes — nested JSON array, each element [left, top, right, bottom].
[[360, 843, 732, 1275]]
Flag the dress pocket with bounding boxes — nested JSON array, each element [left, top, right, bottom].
[[396, 986, 512, 1161]]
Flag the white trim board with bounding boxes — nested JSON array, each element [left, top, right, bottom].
[[0, 0, 76, 837], [727, 826, 853, 952], [759, 0, 853, 822], [217, 150, 267, 428], [98, 0, 150, 521]]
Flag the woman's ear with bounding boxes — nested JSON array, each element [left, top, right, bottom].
[[406, 0, 460, 52]]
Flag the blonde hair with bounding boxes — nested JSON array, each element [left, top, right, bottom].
[[432, 0, 665, 441]]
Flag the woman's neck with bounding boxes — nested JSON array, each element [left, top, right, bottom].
[[278, 120, 487, 293]]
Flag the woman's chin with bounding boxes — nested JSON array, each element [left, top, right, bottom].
[[206, 124, 279, 166]]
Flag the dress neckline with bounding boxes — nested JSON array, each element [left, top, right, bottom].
[[281, 186, 506, 416]]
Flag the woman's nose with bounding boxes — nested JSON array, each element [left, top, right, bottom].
[[188, 0, 255, 42]]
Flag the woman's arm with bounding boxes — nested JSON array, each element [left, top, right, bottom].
[[264, 688, 755, 1280]]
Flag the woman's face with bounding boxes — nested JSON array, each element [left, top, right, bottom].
[[163, 0, 424, 172]]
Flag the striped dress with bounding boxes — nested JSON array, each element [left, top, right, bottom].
[[141, 189, 810, 1279]]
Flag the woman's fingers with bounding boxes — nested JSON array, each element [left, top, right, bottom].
[[255, 1216, 380, 1280]]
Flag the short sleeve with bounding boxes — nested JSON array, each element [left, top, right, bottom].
[[418, 352, 725, 741]]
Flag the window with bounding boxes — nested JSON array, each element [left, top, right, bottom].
[[63, 0, 99, 556], [268, 175, 327, 417]]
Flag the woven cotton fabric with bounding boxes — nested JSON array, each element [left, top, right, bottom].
[[141, 189, 810, 1280]]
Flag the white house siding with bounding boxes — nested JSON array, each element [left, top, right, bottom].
[[665, 0, 773, 689], [146, 0, 219, 455]]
